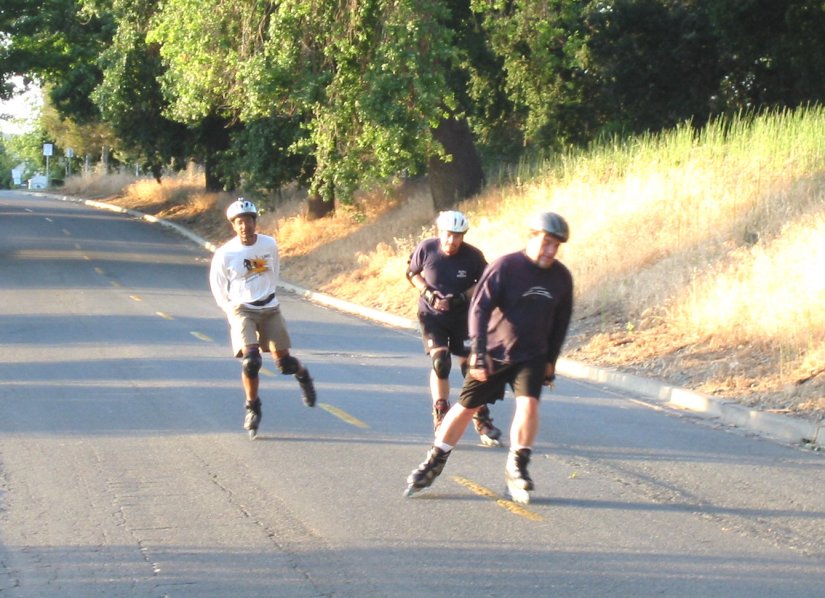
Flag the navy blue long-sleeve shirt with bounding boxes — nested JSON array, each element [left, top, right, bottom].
[[408, 237, 487, 316], [469, 250, 573, 365]]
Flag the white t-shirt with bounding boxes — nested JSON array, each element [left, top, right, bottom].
[[209, 234, 281, 312]]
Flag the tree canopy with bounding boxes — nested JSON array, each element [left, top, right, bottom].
[[3, 0, 823, 210]]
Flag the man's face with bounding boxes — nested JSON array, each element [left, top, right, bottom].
[[525, 231, 561, 268], [231, 214, 257, 245], [438, 229, 464, 256]]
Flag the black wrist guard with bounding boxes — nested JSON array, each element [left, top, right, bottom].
[[421, 287, 438, 306]]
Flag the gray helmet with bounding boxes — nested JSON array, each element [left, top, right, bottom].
[[528, 211, 569, 242]]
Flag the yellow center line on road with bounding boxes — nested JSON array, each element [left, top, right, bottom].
[[94, 267, 104, 275], [260, 367, 276, 377], [129, 295, 142, 302], [318, 403, 370, 429], [155, 311, 174, 320], [451, 475, 544, 521], [190, 331, 212, 342]]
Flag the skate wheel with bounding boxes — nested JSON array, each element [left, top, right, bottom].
[[403, 485, 420, 498]]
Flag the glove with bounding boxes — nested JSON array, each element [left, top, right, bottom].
[[448, 292, 469, 309], [421, 287, 440, 306], [422, 287, 449, 311]]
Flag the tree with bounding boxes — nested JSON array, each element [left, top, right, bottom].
[[148, 0, 485, 213], [86, 0, 191, 182], [1, 0, 113, 121], [583, 0, 721, 134], [470, 0, 596, 150], [706, 0, 825, 111]]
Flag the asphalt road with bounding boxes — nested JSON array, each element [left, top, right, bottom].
[[1, 190, 824, 598]]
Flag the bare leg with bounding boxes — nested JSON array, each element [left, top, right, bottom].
[[429, 368, 449, 403], [435, 403, 478, 447], [510, 395, 540, 448]]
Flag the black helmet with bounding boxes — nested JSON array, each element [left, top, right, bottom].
[[528, 211, 569, 242]]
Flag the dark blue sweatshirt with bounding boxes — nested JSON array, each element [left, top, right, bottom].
[[469, 250, 573, 365]]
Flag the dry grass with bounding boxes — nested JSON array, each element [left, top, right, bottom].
[[62, 107, 825, 422]]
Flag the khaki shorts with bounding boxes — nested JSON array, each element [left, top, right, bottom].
[[227, 305, 292, 357]]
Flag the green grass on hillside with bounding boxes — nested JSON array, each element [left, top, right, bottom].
[[66, 105, 825, 420]]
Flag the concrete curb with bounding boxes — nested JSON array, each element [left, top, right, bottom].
[[43, 191, 824, 451], [557, 358, 823, 449]]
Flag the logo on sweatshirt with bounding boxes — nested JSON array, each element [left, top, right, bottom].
[[523, 286, 553, 300]]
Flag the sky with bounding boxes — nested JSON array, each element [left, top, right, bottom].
[[0, 76, 41, 136]]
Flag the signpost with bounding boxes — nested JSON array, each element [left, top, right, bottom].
[[43, 143, 53, 186]]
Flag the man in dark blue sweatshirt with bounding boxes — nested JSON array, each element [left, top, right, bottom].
[[404, 212, 574, 503]]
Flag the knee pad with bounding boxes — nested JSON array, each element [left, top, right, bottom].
[[277, 354, 300, 375], [432, 350, 451, 379], [242, 349, 262, 379]]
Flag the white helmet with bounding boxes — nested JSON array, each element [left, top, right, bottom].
[[436, 210, 469, 234], [226, 198, 258, 221]]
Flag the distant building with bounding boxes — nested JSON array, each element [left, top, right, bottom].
[[28, 174, 48, 189], [11, 163, 26, 186]]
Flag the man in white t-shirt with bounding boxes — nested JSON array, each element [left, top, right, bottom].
[[209, 198, 317, 439]]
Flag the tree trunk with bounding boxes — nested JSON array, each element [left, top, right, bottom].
[[204, 154, 223, 192], [306, 193, 335, 221], [198, 115, 233, 192], [427, 117, 485, 211]]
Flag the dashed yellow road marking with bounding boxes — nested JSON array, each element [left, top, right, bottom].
[[129, 295, 142, 302], [260, 367, 276, 377], [318, 403, 370, 429], [155, 311, 174, 320], [109, 281, 121, 288], [94, 267, 104, 275], [190, 331, 212, 342], [451, 475, 544, 521], [628, 398, 664, 412]]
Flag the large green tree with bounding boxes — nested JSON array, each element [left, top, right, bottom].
[[148, 0, 472, 211], [706, 0, 825, 111], [7, 0, 825, 211], [84, 0, 191, 182]]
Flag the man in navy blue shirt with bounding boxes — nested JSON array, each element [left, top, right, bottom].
[[405, 212, 574, 503], [407, 211, 502, 446]]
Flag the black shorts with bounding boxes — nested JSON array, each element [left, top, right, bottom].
[[418, 311, 470, 357], [457, 356, 547, 409]]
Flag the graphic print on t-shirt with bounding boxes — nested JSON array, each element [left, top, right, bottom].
[[242, 256, 269, 277]]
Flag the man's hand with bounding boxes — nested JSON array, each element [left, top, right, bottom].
[[422, 287, 450, 312], [468, 350, 491, 381], [544, 363, 556, 388]]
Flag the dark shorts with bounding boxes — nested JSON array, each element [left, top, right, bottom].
[[418, 311, 470, 357], [457, 356, 547, 409]]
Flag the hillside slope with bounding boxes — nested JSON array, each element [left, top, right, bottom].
[[72, 109, 825, 424]]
